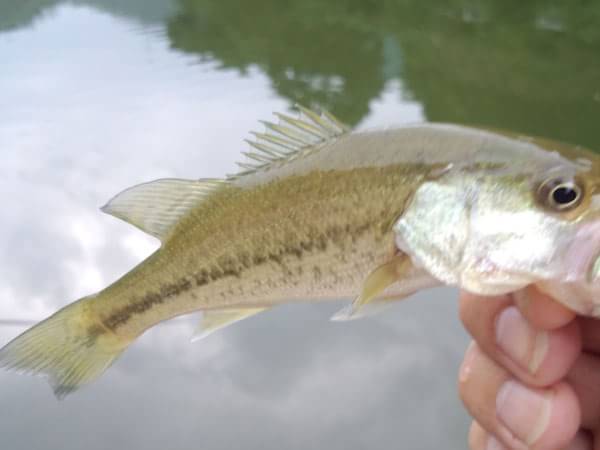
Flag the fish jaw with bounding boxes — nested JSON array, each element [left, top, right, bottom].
[[534, 213, 600, 316], [563, 220, 600, 283]]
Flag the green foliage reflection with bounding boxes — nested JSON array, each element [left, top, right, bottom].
[[168, 0, 600, 148]]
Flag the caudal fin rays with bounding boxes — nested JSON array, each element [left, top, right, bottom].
[[0, 297, 129, 399]]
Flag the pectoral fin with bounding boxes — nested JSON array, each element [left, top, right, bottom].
[[331, 253, 436, 321], [191, 307, 268, 342]]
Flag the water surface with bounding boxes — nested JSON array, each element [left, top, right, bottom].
[[1, 1, 599, 449]]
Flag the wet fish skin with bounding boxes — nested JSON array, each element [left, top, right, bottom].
[[1, 107, 599, 398], [97, 165, 420, 337]]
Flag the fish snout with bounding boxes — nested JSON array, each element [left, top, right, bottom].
[[564, 221, 600, 283]]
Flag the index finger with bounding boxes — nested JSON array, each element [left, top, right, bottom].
[[515, 285, 576, 331], [459, 290, 581, 387]]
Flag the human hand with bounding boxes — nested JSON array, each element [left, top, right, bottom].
[[458, 286, 600, 449]]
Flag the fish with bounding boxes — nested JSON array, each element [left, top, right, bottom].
[[1, 105, 600, 399]]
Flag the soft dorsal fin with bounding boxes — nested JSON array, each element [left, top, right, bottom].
[[231, 104, 350, 179], [101, 178, 225, 241], [191, 307, 268, 342], [102, 106, 348, 236]]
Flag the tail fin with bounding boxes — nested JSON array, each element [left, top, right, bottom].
[[0, 296, 129, 399]]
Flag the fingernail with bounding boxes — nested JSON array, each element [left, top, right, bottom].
[[496, 380, 553, 446], [486, 436, 506, 450], [496, 306, 548, 373], [459, 341, 477, 383]]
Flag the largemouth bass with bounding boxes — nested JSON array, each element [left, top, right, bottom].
[[2, 106, 600, 398]]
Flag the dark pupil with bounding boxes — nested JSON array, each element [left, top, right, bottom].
[[552, 186, 578, 205]]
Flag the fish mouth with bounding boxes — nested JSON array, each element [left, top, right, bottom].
[[565, 221, 600, 284], [588, 252, 600, 283]]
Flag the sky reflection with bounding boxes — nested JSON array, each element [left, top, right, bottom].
[[0, 3, 470, 449]]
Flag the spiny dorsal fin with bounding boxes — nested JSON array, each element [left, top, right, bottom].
[[230, 104, 350, 179], [101, 178, 225, 241], [191, 307, 268, 342]]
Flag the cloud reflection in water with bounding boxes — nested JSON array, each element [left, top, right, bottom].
[[0, 4, 468, 450]]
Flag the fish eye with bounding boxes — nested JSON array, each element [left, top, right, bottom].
[[538, 177, 583, 211]]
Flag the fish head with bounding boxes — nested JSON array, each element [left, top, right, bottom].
[[393, 132, 600, 313]]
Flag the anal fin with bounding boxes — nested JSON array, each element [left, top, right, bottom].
[[191, 307, 268, 342]]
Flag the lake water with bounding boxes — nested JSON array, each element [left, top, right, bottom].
[[0, 1, 598, 449]]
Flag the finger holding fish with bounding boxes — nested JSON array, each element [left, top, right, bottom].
[[459, 290, 600, 449], [468, 421, 593, 450], [459, 288, 582, 448], [459, 289, 581, 387], [513, 286, 576, 331], [459, 341, 580, 450]]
